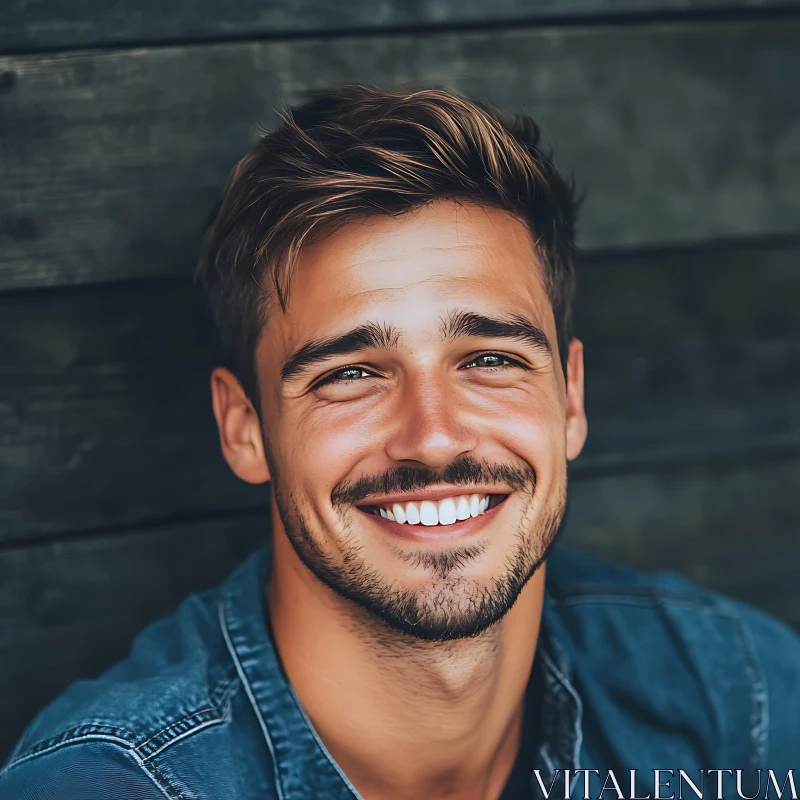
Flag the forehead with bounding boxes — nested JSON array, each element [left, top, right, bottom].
[[268, 199, 550, 347]]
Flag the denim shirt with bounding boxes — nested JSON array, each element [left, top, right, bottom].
[[2, 545, 798, 799]]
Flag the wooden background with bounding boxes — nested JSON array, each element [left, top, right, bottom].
[[1, 0, 799, 760]]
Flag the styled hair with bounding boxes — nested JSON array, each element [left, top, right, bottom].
[[195, 83, 578, 411]]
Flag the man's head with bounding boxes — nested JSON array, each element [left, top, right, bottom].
[[197, 84, 587, 642]]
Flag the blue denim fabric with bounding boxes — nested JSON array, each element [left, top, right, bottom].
[[2, 545, 798, 799]]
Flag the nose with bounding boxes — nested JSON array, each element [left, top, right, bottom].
[[384, 372, 479, 469]]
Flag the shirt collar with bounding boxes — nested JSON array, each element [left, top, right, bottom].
[[535, 591, 585, 780], [220, 546, 360, 799], [219, 544, 583, 800]]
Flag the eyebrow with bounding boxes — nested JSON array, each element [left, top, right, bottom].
[[280, 321, 401, 383], [279, 308, 551, 384], [439, 309, 552, 356]]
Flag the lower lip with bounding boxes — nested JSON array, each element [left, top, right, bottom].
[[357, 496, 510, 543]]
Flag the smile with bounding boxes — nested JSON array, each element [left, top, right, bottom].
[[360, 493, 509, 527]]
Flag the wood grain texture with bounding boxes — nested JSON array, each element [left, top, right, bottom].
[[0, 281, 262, 544], [2, 454, 798, 761], [574, 239, 800, 471], [0, 240, 797, 543], [1, 0, 794, 52], [1, 19, 799, 289]]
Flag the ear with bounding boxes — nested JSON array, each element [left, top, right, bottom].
[[209, 367, 271, 484], [564, 338, 588, 461]]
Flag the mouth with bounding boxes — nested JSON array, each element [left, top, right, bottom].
[[356, 492, 510, 539]]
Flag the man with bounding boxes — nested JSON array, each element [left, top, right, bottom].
[[2, 84, 798, 800]]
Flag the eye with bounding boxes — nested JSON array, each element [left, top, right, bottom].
[[462, 352, 524, 371], [315, 366, 375, 388], [314, 353, 525, 390]]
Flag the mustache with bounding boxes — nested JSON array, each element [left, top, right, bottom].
[[330, 453, 536, 508]]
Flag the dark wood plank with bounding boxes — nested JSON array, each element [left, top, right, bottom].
[[1, 19, 799, 289], [0, 0, 793, 53], [1, 241, 798, 544], [575, 238, 800, 470], [0, 281, 264, 544], [2, 454, 798, 761], [0, 515, 265, 764]]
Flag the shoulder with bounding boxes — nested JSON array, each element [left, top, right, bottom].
[[544, 546, 800, 768], [6, 586, 236, 761], [1, 583, 261, 797], [0, 740, 169, 799]]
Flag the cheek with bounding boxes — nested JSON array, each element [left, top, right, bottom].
[[280, 405, 378, 492], [491, 390, 567, 479], [499, 414, 563, 467], [275, 379, 566, 490]]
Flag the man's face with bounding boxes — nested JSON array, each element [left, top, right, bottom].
[[255, 199, 585, 640]]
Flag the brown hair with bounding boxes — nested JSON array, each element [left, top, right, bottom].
[[195, 83, 578, 411]]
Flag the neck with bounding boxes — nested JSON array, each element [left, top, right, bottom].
[[267, 528, 545, 800]]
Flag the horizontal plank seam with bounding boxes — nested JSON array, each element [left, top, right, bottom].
[[1, 3, 799, 59], [579, 232, 800, 262], [2, 439, 800, 552], [0, 504, 268, 553], [569, 439, 800, 479], [1, 233, 799, 301]]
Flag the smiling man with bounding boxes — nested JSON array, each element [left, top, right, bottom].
[[2, 85, 798, 800]]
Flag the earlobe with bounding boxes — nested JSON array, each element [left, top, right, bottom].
[[564, 338, 588, 461], [210, 367, 271, 484]]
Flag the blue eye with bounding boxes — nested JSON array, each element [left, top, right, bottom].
[[316, 367, 373, 387], [464, 353, 520, 370], [315, 353, 523, 390]]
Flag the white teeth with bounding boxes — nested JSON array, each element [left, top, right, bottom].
[[437, 498, 457, 525], [469, 494, 481, 517], [419, 501, 438, 526], [370, 493, 499, 526]]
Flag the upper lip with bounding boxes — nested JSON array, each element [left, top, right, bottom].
[[355, 486, 511, 507]]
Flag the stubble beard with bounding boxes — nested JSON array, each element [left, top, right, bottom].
[[270, 467, 569, 642]]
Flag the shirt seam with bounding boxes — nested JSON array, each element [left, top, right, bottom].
[[553, 583, 770, 768], [136, 669, 241, 761], [3, 725, 137, 769], [0, 735, 180, 800], [219, 593, 287, 800], [715, 600, 770, 768], [538, 637, 584, 778], [285, 680, 365, 799], [5, 669, 242, 771], [553, 588, 718, 610]]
